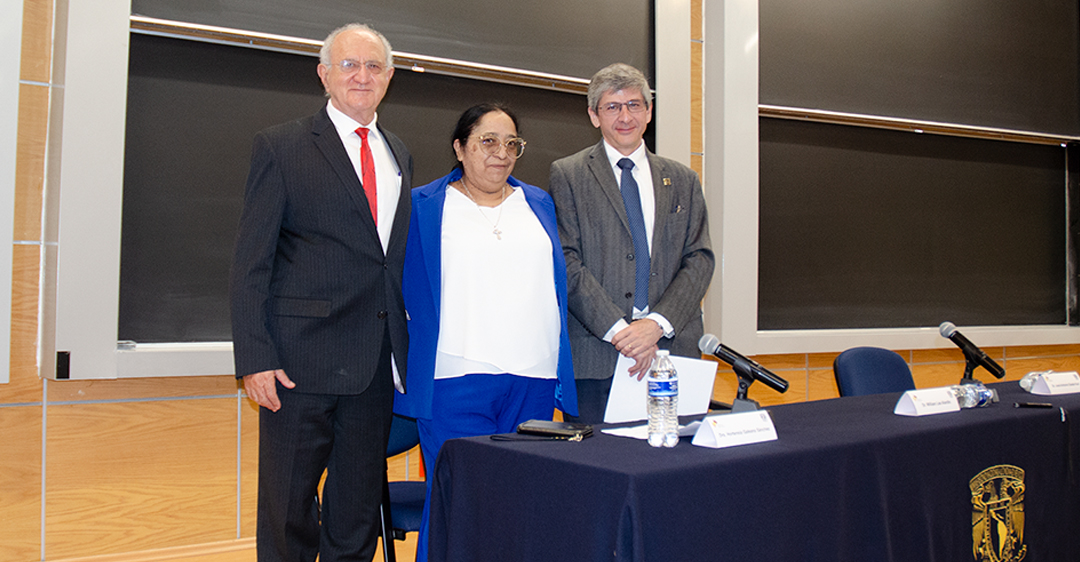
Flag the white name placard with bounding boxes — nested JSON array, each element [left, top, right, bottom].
[[1029, 371, 1080, 396], [691, 410, 778, 449], [894, 387, 960, 417]]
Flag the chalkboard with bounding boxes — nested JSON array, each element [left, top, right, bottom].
[[131, 0, 653, 82], [118, 33, 603, 342], [758, 118, 1068, 330], [760, 0, 1080, 135]]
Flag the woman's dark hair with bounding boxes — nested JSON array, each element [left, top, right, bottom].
[[451, 103, 520, 168]]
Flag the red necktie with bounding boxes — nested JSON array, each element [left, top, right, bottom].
[[355, 127, 378, 225]]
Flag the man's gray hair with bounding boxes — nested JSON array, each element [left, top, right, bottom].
[[319, 23, 394, 68], [587, 63, 652, 113]]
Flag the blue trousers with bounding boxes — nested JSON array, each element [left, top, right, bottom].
[[415, 373, 555, 562]]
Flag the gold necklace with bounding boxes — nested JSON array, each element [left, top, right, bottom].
[[459, 178, 508, 240]]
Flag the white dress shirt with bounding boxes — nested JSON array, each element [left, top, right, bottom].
[[325, 101, 402, 253]]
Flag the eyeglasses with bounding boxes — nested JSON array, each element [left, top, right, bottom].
[[473, 134, 527, 159], [597, 100, 647, 117], [328, 59, 388, 76]]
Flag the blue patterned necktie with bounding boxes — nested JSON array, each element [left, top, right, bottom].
[[617, 158, 650, 312]]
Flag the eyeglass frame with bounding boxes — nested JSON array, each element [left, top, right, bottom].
[[471, 134, 527, 159], [596, 99, 649, 117], [326, 59, 389, 76]]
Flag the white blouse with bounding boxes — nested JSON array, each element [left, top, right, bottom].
[[434, 185, 560, 380]]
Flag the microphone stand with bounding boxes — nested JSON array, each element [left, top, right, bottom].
[[730, 363, 761, 413], [707, 358, 764, 414], [959, 355, 980, 386]]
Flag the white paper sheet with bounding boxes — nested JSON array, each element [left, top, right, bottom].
[[602, 354, 718, 423], [601, 421, 702, 440]]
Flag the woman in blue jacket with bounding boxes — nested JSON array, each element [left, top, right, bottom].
[[395, 103, 577, 561]]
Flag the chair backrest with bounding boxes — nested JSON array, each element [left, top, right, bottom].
[[381, 413, 425, 561], [833, 347, 916, 397], [386, 414, 420, 458]]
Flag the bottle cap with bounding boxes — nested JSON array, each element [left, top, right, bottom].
[[656, 349, 670, 357]]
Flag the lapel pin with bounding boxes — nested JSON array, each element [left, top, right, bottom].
[[663, 178, 672, 186]]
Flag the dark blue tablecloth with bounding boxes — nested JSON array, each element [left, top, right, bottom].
[[428, 382, 1080, 562]]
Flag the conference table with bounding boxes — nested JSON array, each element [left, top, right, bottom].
[[427, 381, 1080, 561]]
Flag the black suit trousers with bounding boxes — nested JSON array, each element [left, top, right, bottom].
[[256, 335, 394, 562]]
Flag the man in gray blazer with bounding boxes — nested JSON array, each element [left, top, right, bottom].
[[548, 63, 714, 424], [230, 24, 411, 562]]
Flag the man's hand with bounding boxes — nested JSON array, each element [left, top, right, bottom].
[[243, 369, 295, 412], [626, 344, 660, 380], [612, 319, 664, 380]]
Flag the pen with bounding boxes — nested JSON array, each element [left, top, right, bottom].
[[1014, 402, 1053, 408]]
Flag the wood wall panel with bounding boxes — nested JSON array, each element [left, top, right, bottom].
[[1004, 356, 1080, 379], [42, 538, 255, 562], [5, 243, 42, 404], [807, 368, 840, 401], [710, 373, 737, 406], [19, 0, 52, 83], [759, 368, 807, 405], [1007, 344, 1080, 358], [0, 406, 42, 562], [239, 398, 257, 538], [690, 154, 702, 178], [691, 41, 703, 154], [48, 376, 240, 403], [912, 346, 1004, 365], [910, 361, 967, 389], [753, 353, 806, 370], [691, 0, 702, 41], [45, 399, 237, 559], [807, 352, 841, 370], [14, 83, 48, 241]]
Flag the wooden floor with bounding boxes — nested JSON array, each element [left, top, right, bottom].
[[51, 535, 417, 562]]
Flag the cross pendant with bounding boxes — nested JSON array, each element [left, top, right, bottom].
[[493, 228, 503, 240]]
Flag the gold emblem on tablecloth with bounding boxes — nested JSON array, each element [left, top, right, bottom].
[[971, 464, 1027, 562]]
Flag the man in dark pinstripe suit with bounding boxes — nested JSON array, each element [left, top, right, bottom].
[[230, 23, 411, 562]]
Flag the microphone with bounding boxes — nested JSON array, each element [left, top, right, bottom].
[[698, 334, 789, 393], [938, 322, 1006, 379]]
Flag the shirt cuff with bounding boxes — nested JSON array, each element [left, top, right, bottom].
[[646, 312, 675, 338], [603, 319, 631, 343]]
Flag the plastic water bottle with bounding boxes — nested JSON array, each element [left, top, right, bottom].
[[950, 382, 995, 408], [647, 350, 679, 448]]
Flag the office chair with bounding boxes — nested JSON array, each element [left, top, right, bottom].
[[380, 414, 426, 562], [833, 346, 916, 397]]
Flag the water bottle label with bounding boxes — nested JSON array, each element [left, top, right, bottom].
[[648, 379, 678, 397]]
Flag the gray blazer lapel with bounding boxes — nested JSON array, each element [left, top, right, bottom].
[[648, 151, 674, 241], [587, 142, 633, 236]]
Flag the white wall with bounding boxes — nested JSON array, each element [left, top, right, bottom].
[[0, 1, 23, 384], [44, 0, 134, 379]]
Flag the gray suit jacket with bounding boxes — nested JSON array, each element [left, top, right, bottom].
[[548, 141, 714, 380]]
